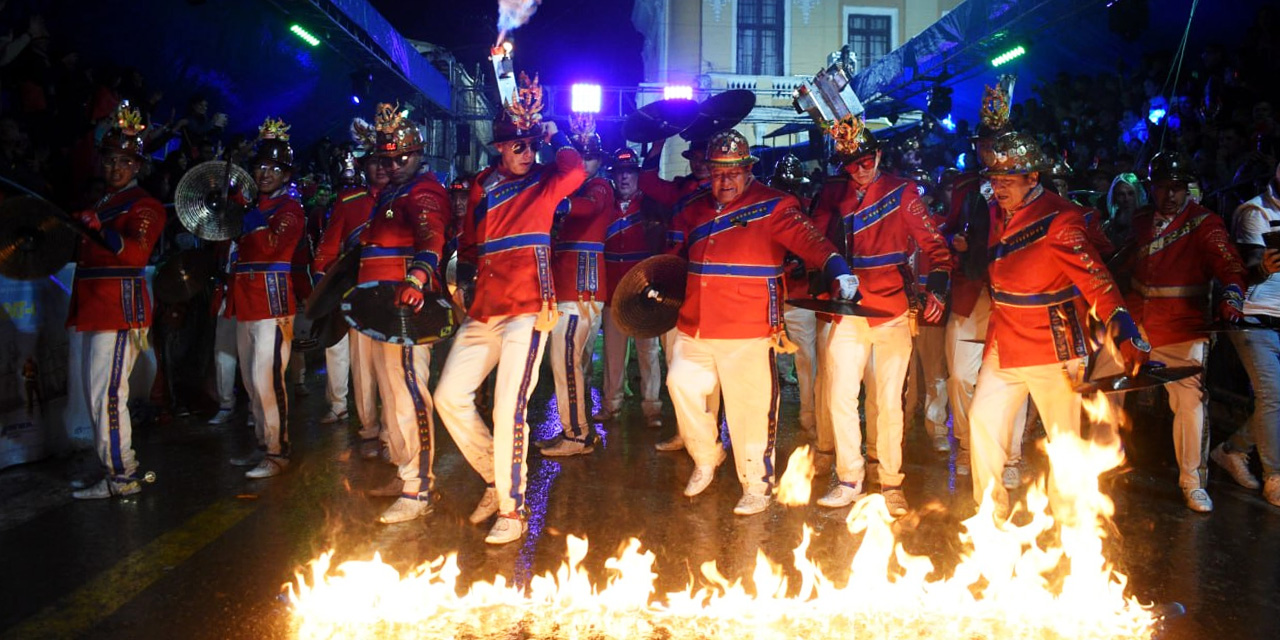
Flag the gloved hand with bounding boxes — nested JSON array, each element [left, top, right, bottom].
[[1109, 310, 1151, 377], [396, 280, 425, 312], [833, 274, 860, 300], [921, 291, 945, 324], [77, 210, 101, 231], [1219, 284, 1245, 323]]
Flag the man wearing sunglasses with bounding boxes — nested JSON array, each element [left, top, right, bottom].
[[538, 132, 613, 457], [69, 103, 167, 499], [665, 130, 856, 517], [224, 118, 306, 481], [810, 117, 951, 518], [350, 104, 450, 524], [312, 130, 391, 463], [434, 112, 586, 545]]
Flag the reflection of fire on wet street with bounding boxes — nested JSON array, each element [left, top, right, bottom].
[[287, 394, 1160, 640]]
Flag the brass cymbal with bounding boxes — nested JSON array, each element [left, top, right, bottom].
[[785, 297, 894, 317], [623, 98, 700, 143], [1076, 365, 1202, 395], [613, 255, 687, 339], [341, 282, 459, 346], [174, 160, 257, 241], [680, 90, 756, 142], [305, 249, 361, 320]]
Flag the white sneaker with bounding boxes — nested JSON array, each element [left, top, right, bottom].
[[655, 434, 685, 452], [1264, 475, 1280, 507], [1210, 444, 1260, 489], [932, 434, 951, 453], [733, 493, 772, 516], [541, 438, 594, 457], [379, 495, 433, 524], [1001, 464, 1021, 490], [1182, 486, 1213, 513], [320, 409, 348, 425], [245, 456, 289, 479], [485, 513, 527, 545], [683, 448, 726, 497], [72, 478, 141, 500], [366, 477, 404, 497], [469, 488, 499, 524], [817, 482, 863, 508], [229, 449, 265, 467], [882, 488, 909, 517], [208, 408, 235, 425]]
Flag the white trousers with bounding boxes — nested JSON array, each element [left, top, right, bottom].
[[236, 317, 293, 456], [667, 332, 779, 496], [813, 319, 835, 453], [969, 347, 1082, 503], [784, 305, 819, 432], [371, 339, 434, 495], [435, 314, 548, 514], [911, 324, 949, 439], [324, 333, 350, 415], [348, 329, 381, 439], [80, 329, 145, 479], [1092, 339, 1208, 488], [213, 313, 239, 410], [944, 292, 1028, 461], [822, 313, 913, 488], [601, 306, 663, 417], [551, 301, 604, 440]]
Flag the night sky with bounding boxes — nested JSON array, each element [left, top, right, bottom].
[[369, 0, 645, 89]]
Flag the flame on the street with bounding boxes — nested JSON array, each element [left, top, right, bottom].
[[288, 398, 1156, 640], [776, 444, 814, 506], [496, 0, 542, 46]]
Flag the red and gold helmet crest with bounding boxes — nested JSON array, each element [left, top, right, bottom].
[[824, 115, 867, 158], [506, 71, 544, 131], [979, 75, 1015, 134], [115, 101, 145, 137], [258, 117, 291, 142]]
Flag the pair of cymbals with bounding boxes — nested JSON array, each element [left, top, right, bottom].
[[786, 298, 892, 317], [623, 90, 757, 144], [341, 282, 459, 346], [1076, 364, 1202, 395]]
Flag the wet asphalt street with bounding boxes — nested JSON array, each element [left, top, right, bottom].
[[1, 339, 1278, 639]]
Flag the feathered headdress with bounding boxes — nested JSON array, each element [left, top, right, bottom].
[[506, 71, 543, 130], [349, 117, 377, 154], [824, 115, 866, 158], [115, 100, 145, 136], [258, 117, 291, 142]]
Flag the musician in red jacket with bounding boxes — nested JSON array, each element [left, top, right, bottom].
[[597, 148, 669, 428], [433, 93, 587, 544], [224, 118, 306, 479], [346, 103, 451, 524], [69, 103, 166, 499], [1091, 152, 1246, 512], [639, 135, 710, 212], [540, 129, 614, 456], [812, 117, 950, 517], [968, 131, 1148, 515], [313, 126, 388, 460], [666, 130, 856, 516]]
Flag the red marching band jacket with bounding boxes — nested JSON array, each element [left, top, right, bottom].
[[353, 176, 449, 286], [942, 172, 989, 318], [986, 186, 1129, 368], [312, 186, 374, 276], [67, 183, 166, 331], [224, 190, 305, 321], [781, 194, 815, 299], [458, 146, 587, 322], [604, 191, 668, 304], [819, 172, 951, 326], [668, 180, 850, 340], [553, 175, 614, 304], [1119, 201, 1246, 348]]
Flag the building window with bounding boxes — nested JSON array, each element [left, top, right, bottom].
[[737, 0, 785, 76], [846, 11, 894, 69]]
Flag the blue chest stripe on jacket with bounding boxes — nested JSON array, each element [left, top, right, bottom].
[[843, 185, 905, 234], [687, 198, 781, 246], [994, 212, 1059, 260]]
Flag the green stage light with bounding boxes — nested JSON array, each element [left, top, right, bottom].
[[990, 45, 1026, 67], [290, 24, 320, 47]]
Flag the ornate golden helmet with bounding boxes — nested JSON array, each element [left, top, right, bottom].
[[252, 116, 294, 168], [704, 130, 758, 167], [373, 102, 424, 157], [825, 115, 879, 163], [980, 130, 1050, 176], [99, 100, 147, 160]]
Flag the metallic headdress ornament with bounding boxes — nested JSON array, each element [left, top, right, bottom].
[[115, 101, 145, 137], [704, 130, 758, 167], [372, 102, 424, 156], [980, 130, 1050, 176], [824, 115, 878, 160], [374, 103, 407, 134], [506, 71, 544, 130], [257, 117, 291, 142], [349, 117, 377, 156], [978, 75, 1015, 135]]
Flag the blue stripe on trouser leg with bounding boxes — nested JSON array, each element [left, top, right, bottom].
[[564, 314, 582, 439], [402, 345, 434, 492], [272, 325, 290, 455], [106, 330, 128, 476], [764, 347, 780, 492], [511, 328, 543, 510]]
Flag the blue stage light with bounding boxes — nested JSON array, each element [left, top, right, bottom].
[[351, 95, 361, 105]]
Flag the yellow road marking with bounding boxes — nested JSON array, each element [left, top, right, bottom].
[[5, 498, 256, 638]]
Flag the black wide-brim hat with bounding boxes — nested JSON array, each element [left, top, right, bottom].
[[490, 114, 541, 146]]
